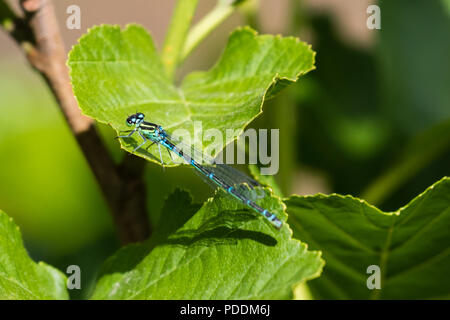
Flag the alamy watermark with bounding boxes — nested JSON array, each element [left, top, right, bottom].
[[66, 4, 81, 30], [66, 265, 81, 290], [366, 265, 381, 290], [367, 5, 381, 30], [151, 121, 280, 175]]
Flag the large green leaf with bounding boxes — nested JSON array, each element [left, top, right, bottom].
[[285, 177, 450, 299], [91, 189, 323, 299], [0, 210, 68, 299], [68, 24, 315, 164]]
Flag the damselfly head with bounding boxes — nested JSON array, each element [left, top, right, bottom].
[[126, 112, 145, 127]]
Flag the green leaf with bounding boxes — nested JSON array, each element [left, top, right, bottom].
[[285, 177, 450, 299], [68, 24, 315, 164], [90, 189, 323, 299], [0, 210, 68, 299]]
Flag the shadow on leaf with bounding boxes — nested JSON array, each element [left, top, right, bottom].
[[97, 191, 277, 280], [163, 210, 277, 247]]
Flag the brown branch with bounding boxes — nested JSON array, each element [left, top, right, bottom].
[[1, 0, 150, 244]]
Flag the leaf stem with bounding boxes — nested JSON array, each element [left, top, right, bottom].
[[180, 0, 242, 63], [361, 120, 450, 205], [162, 0, 199, 79]]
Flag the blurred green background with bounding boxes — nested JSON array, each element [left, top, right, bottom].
[[0, 0, 449, 299]]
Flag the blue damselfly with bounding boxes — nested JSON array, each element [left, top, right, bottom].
[[117, 113, 282, 230]]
